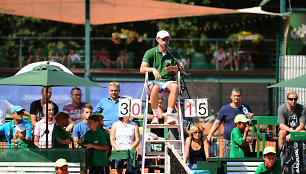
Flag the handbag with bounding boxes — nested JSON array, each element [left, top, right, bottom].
[[125, 149, 140, 174]]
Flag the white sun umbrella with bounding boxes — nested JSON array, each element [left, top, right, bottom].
[[16, 61, 73, 75]]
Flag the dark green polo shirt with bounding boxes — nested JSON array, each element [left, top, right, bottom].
[[142, 46, 182, 82], [84, 128, 108, 167], [52, 125, 69, 148]]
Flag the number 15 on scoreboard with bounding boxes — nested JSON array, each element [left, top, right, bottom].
[[185, 98, 208, 117]]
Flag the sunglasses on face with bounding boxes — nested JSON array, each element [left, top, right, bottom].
[[17, 111, 24, 115], [288, 98, 298, 101], [193, 131, 201, 134]]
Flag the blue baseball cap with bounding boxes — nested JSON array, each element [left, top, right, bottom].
[[11, 105, 25, 114]]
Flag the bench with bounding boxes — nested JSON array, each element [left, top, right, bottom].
[[226, 161, 262, 174], [198, 157, 263, 174], [290, 131, 306, 141], [0, 162, 81, 173]]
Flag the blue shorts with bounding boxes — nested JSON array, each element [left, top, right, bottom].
[[148, 81, 177, 92], [111, 158, 133, 169]]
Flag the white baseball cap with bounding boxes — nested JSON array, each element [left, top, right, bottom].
[[15, 124, 28, 132], [156, 30, 171, 39]]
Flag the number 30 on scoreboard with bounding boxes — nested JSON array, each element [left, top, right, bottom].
[[119, 99, 142, 118], [184, 98, 208, 117]]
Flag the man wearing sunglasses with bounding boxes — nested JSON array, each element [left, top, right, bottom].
[[0, 105, 32, 148], [278, 92, 305, 149]]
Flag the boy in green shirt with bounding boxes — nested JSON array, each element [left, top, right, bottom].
[[52, 112, 72, 148], [12, 124, 38, 149], [79, 114, 109, 174], [230, 114, 251, 158], [255, 146, 281, 174]]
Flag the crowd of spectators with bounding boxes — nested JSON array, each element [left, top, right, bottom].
[[0, 30, 303, 173]]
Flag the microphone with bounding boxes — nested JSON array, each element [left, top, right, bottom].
[[162, 41, 173, 52]]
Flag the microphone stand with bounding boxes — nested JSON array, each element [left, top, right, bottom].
[[164, 44, 200, 99]]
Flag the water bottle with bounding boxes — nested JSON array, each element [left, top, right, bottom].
[[209, 137, 219, 157], [242, 105, 251, 120]]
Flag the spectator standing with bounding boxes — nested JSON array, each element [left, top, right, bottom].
[[73, 104, 92, 148], [94, 48, 111, 68], [211, 47, 226, 70], [278, 92, 305, 149], [54, 158, 68, 174], [63, 87, 87, 132], [0, 106, 32, 148], [207, 88, 253, 157], [30, 87, 59, 127], [139, 30, 182, 125], [110, 115, 140, 174], [94, 82, 123, 130], [255, 146, 281, 174], [34, 102, 56, 148], [185, 125, 209, 170], [230, 114, 251, 158], [12, 124, 38, 148], [52, 112, 72, 148], [81, 115, 109, 174], [179, 53, 190, 69]]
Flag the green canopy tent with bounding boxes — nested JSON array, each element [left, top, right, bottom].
[[0, 63, 105, 148], [268, 74, 306, 88]]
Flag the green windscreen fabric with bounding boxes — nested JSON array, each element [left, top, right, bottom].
[[0, 148, 87, 172]]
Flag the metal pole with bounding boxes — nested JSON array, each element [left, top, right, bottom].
[[85, 0, 91, 103], [275, 36, 280, 116], [19, 38, 22, 68], [216, 41, 222, 109]]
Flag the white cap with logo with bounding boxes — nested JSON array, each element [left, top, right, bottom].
[[156, 30, 171, 39]]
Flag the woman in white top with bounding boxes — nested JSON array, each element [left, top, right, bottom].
[[110, 116, 140, 174]]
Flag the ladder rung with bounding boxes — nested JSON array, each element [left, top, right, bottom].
[[146, 140, 183, 143], [147, 124, 181, 128], [144, 156, 165, 159], [146, 152, 164, 156], [144, 173, 165, 174]]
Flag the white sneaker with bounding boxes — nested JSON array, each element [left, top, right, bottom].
[[165, 114, 176, 124], [151, 117, 159, 124], [145, 132, 166, 140]]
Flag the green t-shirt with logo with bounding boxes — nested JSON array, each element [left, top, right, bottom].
[[255, 159, 281, 174], [230, 127, 250, 158], [84, 128, 108, 167], [142, 46, 182, 82]]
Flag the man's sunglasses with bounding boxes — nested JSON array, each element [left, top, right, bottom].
[[17, 110, 24, 115], [288, 98, 298, 101]]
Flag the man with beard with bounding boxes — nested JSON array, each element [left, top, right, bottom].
[[278, 92, 305, 149]]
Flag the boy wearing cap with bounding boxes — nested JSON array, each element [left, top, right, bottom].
[[0, 105, 32, 148], [140, 30, 183, 125], [230, 114, 251, 158], [12, 124, 38, 148], [54, 158, 68, 174], [255, 146, 281, 174]]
